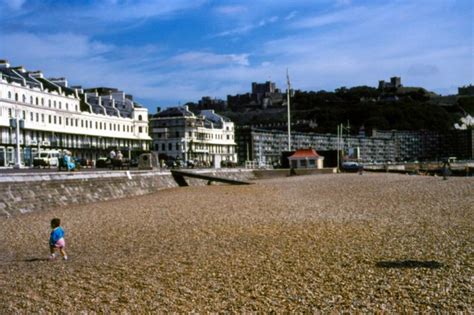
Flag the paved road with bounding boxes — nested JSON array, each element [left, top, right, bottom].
[[0, 167, 139, 175], [0, 166, 206, 175]]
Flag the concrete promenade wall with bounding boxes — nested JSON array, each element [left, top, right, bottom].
[[0, 169, 256, 217], [253, 168, 337, 179]]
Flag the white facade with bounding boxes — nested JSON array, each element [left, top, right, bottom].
[[150, 106, 237, 166], [0, 60, 151, 167]]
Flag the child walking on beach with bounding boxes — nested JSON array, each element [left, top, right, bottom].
[[49, 218, 67, 260]]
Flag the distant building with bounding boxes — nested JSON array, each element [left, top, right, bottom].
[[82, 87, 140, 119], [378, 76, 402, 90], [288, 148, 324, 169], [236, 127, 474, 165], [251, 81, 278, 104], [149, 106, 237, 165], [236, 127, 396, 166], [197, 96, 226, 111], [228, 81, 284, 110], [372, 130, 440, 161], [0, 60, 150, 167], [458, 84, 474, 96], [440, 129, 474, 160]]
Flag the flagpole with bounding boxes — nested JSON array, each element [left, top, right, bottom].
[[286, 69, 291, 151]]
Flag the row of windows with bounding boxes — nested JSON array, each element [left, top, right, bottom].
[[155, 142, 234, 153], [3, 89, 148, 124], [155, 130, 233, 140], [2, 131, 143, 151], [5, 107, 148, 134], [5, 90, 78, 112], [156, 143, 181, 151]]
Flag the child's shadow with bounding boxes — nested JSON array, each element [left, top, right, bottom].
[[23, 257, 49, 262], [375, 260, 443, 269]]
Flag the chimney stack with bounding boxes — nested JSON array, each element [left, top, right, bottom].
[[0, 59, 10, 68]]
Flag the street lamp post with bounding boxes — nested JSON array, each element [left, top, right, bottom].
[[286, 69, 291, 152], [182, 138, 187, 163], [336, 122, 351, 173], [14, 108, 22, 169], [336, 124, 340, 173]]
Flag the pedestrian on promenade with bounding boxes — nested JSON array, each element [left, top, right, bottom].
[[64, 150, 75, 171], [442, 160, 450, 180], [116, 150, 123, 160], [49, 218, 68, 260]]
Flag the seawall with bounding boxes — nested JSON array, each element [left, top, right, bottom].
[[0, 169, 256, 217]]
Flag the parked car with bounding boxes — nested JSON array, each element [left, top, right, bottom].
[[175, 159, 183, 168], [341, 161, 360, 171], [130, 157, 139, 167], [165, 160, 177, 168], [33, 150, 61, 168], [95, 157, 110, 168]]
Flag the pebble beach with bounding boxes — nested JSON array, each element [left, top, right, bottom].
[[0, 173, 472, 312]]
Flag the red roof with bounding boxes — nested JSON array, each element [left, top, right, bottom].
[[288, 148, 321, 159]]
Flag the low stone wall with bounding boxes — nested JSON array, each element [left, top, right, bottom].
[[0, 169, 256, 217], [253, 168, 337, 179]]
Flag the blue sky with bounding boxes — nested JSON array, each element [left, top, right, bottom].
[[0, 0, 472, 111]]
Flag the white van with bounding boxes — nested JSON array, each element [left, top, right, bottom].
[[33, 150, 61, 168]]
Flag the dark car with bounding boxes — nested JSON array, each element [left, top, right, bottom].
[[95, 157, 110, 168], [341, 161, 359, 171], [130, 157, 139, 167], [165, 160, 176, 168]]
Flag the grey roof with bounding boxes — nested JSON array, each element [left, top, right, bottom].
[[16, 71, 42, 89], [157, 106, 195, 118], [0, 67, 24, 85], [200, 110, 232, 127]]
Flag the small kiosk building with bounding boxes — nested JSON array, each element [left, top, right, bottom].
[[288, 148, 324, 169]]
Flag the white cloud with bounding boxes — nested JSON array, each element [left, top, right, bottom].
[[285, 11, 298, 20], [290, 6, 363, 29], [214, 25, 254, 37], [1, 32, 114, 60], [1, 0, 25, 10], [214, 5, 247, 15], [169, 52, 250, 67], [0, 31, 257, 106], [86, 0, 207, 21], [213, 15, 281, 37], [335, 0, 351, 7], [1, 0, 206, 24]]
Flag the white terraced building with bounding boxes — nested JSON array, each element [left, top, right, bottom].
[[0, 60, 151, 167], [150, 106, 237, 166]]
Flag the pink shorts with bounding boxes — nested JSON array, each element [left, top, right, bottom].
[[54, 238, 65, 248]]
